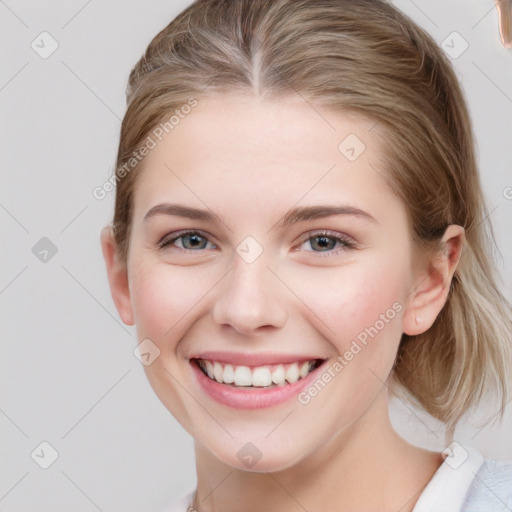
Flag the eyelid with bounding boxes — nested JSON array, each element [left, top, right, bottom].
[[297, 229, 357, 245], [157, 229, 216, 250], [156, 228, 358, 254], [295, 229, 358, 256]]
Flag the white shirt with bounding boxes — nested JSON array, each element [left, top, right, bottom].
[[157, 445, 512, 512]]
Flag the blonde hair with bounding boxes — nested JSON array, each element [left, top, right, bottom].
[[112, 0, 512, 431]]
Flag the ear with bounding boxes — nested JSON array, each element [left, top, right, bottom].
[[100, 225, 134, 326], [402, 225, 465, 336]]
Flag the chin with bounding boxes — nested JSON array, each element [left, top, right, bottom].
[[197, 430, 316, 474]]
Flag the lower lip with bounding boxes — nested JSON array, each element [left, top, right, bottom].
[[190, 360, 326, 409]]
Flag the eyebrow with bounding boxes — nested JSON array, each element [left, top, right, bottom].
[[144, 203, 221, 223], [273, 205, 377, 229], [143, 203, 377, 227]]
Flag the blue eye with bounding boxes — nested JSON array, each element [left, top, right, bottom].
[[158, 230, 216, 251], [308, 235, 337, 251], [157, 229, 355, 256], [299, 231, 355, 255]]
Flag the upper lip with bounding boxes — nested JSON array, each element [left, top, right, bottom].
[[189, 351, 327, 367]]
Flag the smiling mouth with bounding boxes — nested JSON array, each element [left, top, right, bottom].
[[192, 358, 325, 388]]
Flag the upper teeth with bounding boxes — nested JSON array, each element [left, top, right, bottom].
[[198, 360, 317, 387]]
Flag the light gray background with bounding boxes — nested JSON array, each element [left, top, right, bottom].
[[1, 0, 511, 510]]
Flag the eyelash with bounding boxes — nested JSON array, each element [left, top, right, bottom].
[[297, 230, 356, 256], [157, 229, 356, 256], [157, 230, 216, 251]]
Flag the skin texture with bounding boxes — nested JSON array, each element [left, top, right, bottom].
[[101, 94, 464, 511]]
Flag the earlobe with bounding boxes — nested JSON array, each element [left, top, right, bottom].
[[402, 225, 465, 336], [100, 225, 135, 326]]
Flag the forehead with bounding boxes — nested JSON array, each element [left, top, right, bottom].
[[131, 94, 401, 222]]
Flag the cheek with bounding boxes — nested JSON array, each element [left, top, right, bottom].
[[293, 264, 406, 424], [297, 257, 406, 354], [128, 262, 213, 354]]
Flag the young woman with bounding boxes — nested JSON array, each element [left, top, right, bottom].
[[100, 1, 512, 510]]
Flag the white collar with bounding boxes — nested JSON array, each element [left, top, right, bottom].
[[413, 443, 484, 512]]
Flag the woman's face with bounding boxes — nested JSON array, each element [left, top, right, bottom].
[[118, 94, 420, 471]]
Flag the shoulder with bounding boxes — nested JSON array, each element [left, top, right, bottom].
[[156, 489, 195, 512], [462, 458, 512, 512]]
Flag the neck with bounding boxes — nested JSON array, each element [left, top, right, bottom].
[[192, 391, 442, 512]]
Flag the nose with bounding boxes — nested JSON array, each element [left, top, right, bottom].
[[212, 254, 288, 336]]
